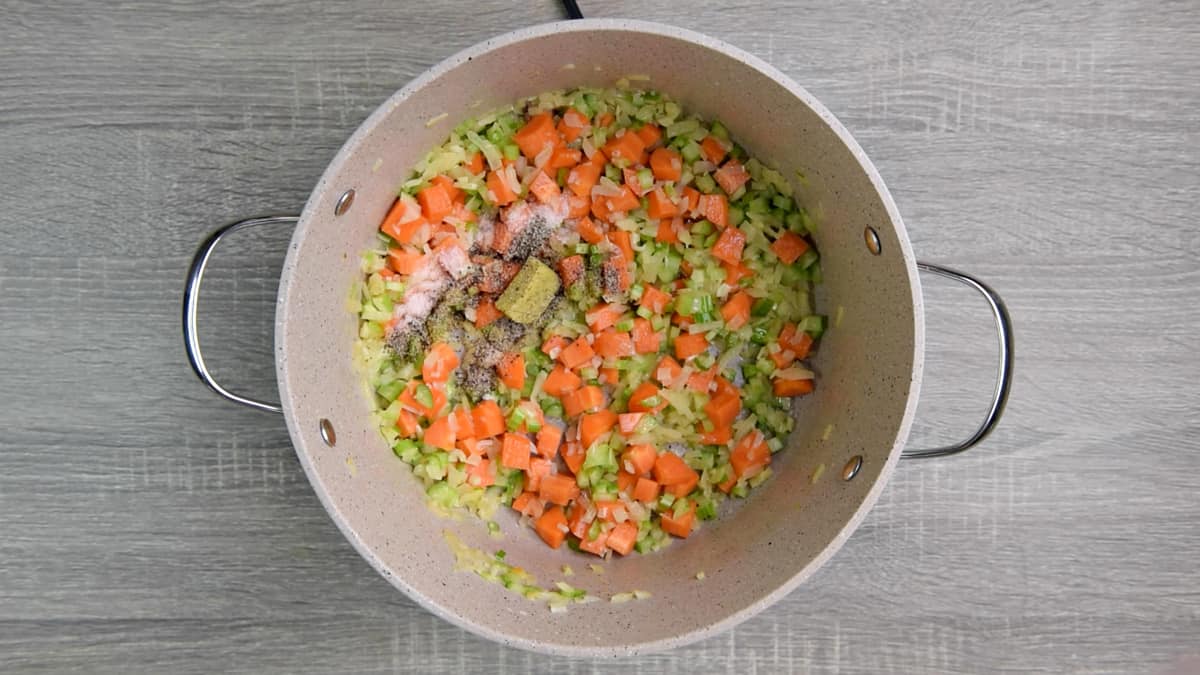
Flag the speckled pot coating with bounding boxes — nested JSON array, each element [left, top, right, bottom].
[[275, 19, 924, 656]]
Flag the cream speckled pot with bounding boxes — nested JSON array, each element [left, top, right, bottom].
[[183, 19, 1013, 656]]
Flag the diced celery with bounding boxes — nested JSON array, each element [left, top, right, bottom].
[[694, 173, 717, 194]]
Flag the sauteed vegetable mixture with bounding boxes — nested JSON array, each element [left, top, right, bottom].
[[352, 85, 823, 557]]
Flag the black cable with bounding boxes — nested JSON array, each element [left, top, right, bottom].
[[562, 0, 584, 20]]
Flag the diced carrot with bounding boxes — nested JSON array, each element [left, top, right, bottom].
[[697, 424, 732, 445], [512, 491, 545, 518], [631, 318, 661, 354], [593, 328, 634, 359], [422, 343, 459, 383], [720, 291, 753, 330], [387, 247, 425, 275], [594, 499, 625, 522], [655, 217, 681, 244], [543, 365, 582, 398], [635, 123, 662, 148], [527, 171, 560, 204], [618, 413, 644, 435], [585, 303, 624, 333], [616, 469, 638, 494], [558, 107, 590, 143], [486, 170, 518, 205], [525, 456, 553, 492], [566, 193, 590, 218], [464, 151, 485, 174], [779, 323, 814, 359], [722, 261, 755, 286], [432, 174, 464, 204], [768, 346, 795, 369], [595, 112, 615, 128], [399, 381, 447, 419], [449, 202, 477, 225], [534, 505, 569, 549], [623, 167, 649, 197], [666, 471, 699, 498], [653, 452, 698, 487], [562, 439, 586, 475], [580, 410, 617, 449], [601, 520, 635, 556], [452, 405, 475, 440], [672, 311, 693, 328], [591, 193, 614, 223], [621, 443, 657, 475], [536, 424, 563, 458], [417, 182, 454, 223], [566, 161, 603, 198], [500, 432, 532, 471], [639, 285, 671, 314], [654, 355, 683, 385], [770, 231, 810, 264], [577, 216, 605, 244], [710, 226, 746, 265], [681, 186, 701, 213], [476, 257, 520, 292], [602, 253, 632, 294], [700, 136, 728, 164], [465, 458, 495, 488], [471, 400, 505, 438], [606, 186, 639, 214], [602, 129, 646, 166], [713, 159, 751, 195], [716, 473, 737, 493], [646, 188, 679, 219], [773, 377, 815, 397], [649, 147, 682, 181], [547, 145, 582, 170], [541, 335, 570, 359], [566, 499, 590, 538], [659, 501, 695, 538], [578, 529, 609, 556], [674, 332, 709, 360], [632, 477, 660, 503], [563, 385, 604, 418], [376, 266, 398, 279], [457, 436, 483, 457], [686, 365, 716, 393], [704, 391, 741, 429], [396, 408, 420, 438], [513, 111, 560, 160], [608, 230, 634, 263], [474, 297, 503, 328], [424, 414, 456, 451], [539, 473, 579, 506], [700, 193, 729, 229], [599, 367, 620, 385], [731, 431, 771, 479], [558, 336, 596, 370], [628, 381, 666, 414], [496, 352, 526, 391], [380, 199, 428, 245]]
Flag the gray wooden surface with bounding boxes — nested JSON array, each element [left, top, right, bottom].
[[2, 0, 1197, 672]]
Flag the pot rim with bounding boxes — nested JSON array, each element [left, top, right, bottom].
[[274, 17, 925, 657]]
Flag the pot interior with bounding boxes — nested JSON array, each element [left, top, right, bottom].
[[276, 19, 923, 655]]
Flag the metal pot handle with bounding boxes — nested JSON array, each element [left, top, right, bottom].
[[901, 262, 1015, 459], [182, 215, 299, 414]]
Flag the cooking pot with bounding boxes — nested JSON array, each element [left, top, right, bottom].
[[182, 19, 1013, 655]]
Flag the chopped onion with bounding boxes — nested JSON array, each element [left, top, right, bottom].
[[692, 160, 717, 174], [775, 366, 815, 380]]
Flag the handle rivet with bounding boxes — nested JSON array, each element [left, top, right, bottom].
[[842, 455, 863, 481], [864, 227, 881, 255], [334, 189, 355, 216], [319, 418, 337, 447]]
